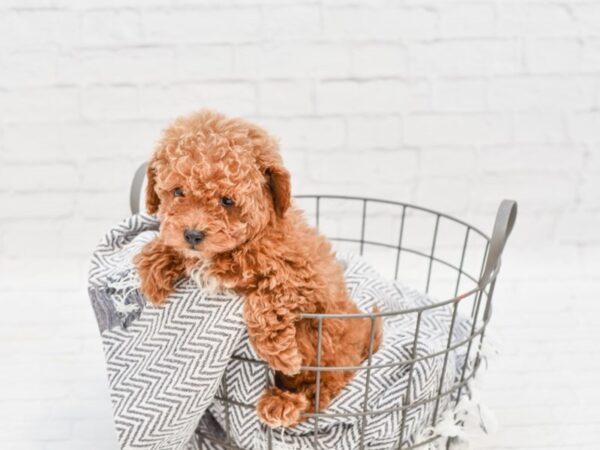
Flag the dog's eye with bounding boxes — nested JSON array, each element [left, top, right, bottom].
[[220, 196, 234, 207], [173, 187, 185, 198]]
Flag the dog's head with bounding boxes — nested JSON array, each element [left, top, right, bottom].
[[146, 110, 291, 259]]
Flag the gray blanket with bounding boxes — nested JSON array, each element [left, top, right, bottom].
[[89, 214, 477, 450]]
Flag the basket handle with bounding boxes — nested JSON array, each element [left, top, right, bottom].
[[130, 162, 148, 214], [479, 199, 518, 288]]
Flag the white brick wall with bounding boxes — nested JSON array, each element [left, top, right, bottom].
[[0, 0, 596, 250], [1, 1, 599, 449]]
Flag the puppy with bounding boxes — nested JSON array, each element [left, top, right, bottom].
[[135, 110, 382, 428]]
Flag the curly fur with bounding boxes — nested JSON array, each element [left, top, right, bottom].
[[135, 110, 382, 428]]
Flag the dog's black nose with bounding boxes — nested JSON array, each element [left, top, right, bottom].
[[184, 229, 205, 247]]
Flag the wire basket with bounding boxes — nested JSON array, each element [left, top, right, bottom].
[[129, 166, 517, 450]]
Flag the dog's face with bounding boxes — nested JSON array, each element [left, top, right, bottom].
[[146, 110, 290, 260]]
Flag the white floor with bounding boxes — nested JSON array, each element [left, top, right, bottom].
[[0, 244, 598, 449]]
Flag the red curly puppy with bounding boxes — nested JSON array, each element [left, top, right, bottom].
[[135, 110, 382, 428]]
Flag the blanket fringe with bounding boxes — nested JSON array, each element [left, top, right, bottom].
[[106, 269, 142, 314], [414, 385, 498, 449], [413, 340, 499, 450]]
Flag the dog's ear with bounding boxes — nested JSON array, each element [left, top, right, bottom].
[[247, 123, 291, 217], [266, 165, 291, 218], [145, 162, 161, 214]]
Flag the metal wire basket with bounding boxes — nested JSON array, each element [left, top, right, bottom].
[[130, 166, 517, 450]]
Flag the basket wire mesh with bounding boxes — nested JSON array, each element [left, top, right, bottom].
[[195, 195, 516, 450], [129, 164, 517, 450]]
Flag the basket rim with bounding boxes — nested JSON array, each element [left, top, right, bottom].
[[294, 194, 490, 241], [129, 164, 510, 321]]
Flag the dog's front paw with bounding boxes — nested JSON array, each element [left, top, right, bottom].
[[134, 240, 184, 306], [257, 387, 309, 428], [139, 276, 172, 306]]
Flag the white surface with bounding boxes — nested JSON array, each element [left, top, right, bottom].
[[1, 0, 599, 448]]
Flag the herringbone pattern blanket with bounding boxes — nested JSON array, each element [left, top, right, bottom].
[[89, 214, 476, 450]]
